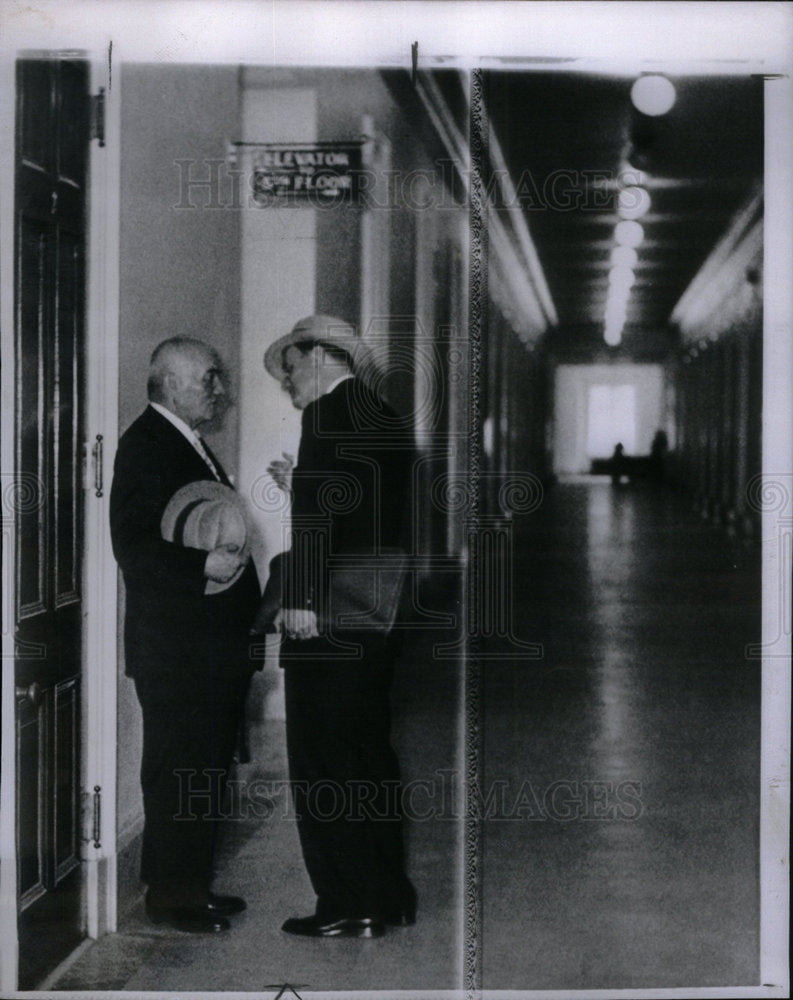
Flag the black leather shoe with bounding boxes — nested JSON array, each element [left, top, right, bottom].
[[281, 915, 385, 938], [384, 888, 418, 926], [207, 893, 246, 916], [145, 898, 230, 934], [383, 905, 416, 926]]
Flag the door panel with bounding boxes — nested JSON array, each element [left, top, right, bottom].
[[54, 678, 80, 878], [19, 60, 54, 173], [57, 63, 88, 184], [17, 221, 48, 619], [55, 232, 82, 607], [14, 56, 89, 990], [16, 697, 45, 903]]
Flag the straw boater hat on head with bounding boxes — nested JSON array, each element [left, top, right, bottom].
[[263, 314, 378, 384], [161, 481, 250, 595]]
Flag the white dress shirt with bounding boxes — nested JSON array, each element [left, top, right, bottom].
[[324, 373, 354, 396], [149, 402, 221, 481]]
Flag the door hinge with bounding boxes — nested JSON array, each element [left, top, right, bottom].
[[90, 89, 105, 148], [92, 785, 102, 848]]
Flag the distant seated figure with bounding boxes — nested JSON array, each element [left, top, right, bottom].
[[610, 442, 625, 486], [650, 429, 668, 481]]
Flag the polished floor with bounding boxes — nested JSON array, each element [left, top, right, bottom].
[[52, 479, 761, 994], [481, 480, 760, 990]]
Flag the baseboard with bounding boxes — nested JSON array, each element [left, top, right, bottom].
[[36, 937, 96, 991]]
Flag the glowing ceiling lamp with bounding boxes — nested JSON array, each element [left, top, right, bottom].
[[630, 75, 676, 116], [618, 162, 647, 188], [611, 245, 638, 268], [618, 185, 651, 220], [603, 294, 628, 345], [608, 265, 635, 294], [615, 219, 644, 248]]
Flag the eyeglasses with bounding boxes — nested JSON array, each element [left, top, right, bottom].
[[201, 368, 225, 390]]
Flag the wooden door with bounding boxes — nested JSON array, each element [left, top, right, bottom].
[[14, 56, 89, 989]]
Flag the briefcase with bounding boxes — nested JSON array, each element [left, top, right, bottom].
[[249, 548, 408, 637], [319, 549, 408, 635]]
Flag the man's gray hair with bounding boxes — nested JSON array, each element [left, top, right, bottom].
[[147, 337, 212, 402]]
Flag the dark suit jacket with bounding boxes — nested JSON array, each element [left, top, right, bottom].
[[109, 406, 260, 684], [283, 376, 412, 611]]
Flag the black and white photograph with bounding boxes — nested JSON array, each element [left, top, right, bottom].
[[0, 2, 790, 998]]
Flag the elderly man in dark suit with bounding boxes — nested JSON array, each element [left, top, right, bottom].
[[262, 315, 416, 939], [110, 337, 260, 934]]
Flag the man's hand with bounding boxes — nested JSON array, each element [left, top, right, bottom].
[[267, 452, 295, 493], [204, 544, 246, 583], [274, 607, 319, 640]]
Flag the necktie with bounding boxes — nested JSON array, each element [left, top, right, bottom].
[[193, 434, 222, 482]]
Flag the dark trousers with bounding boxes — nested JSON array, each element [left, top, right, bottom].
[[283, 637, 414, 921], [134, 670, 250, 908]]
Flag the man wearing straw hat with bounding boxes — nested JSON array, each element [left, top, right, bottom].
[[110, 337, 260, 934], [260, 315, 416, 939]]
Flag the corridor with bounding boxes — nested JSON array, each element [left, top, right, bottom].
[[481, 478, 760, 990], [52, 478, 761, 993]]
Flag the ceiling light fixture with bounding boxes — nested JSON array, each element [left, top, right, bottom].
[[618, 163, 647, 188], [611, 245, 638, 268], [618, 185, 651, 220], [630, 75, 676, 117], [615, 219, 644, 248], [608, 266, 636, 293]]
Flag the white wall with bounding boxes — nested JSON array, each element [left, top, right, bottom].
[[553, 363, 665, 475], [237, 77, 319, 719], [238, 81, 317, 575]]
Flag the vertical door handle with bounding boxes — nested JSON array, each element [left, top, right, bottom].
[[93, 434, 104, 497], [92, 786, 102, 848]]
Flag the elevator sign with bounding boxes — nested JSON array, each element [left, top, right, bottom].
[[244, 143, 363, 204]]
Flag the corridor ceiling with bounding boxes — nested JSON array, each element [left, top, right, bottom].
[[482, 72, 764, 356], [385, 68, 764, 360]]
